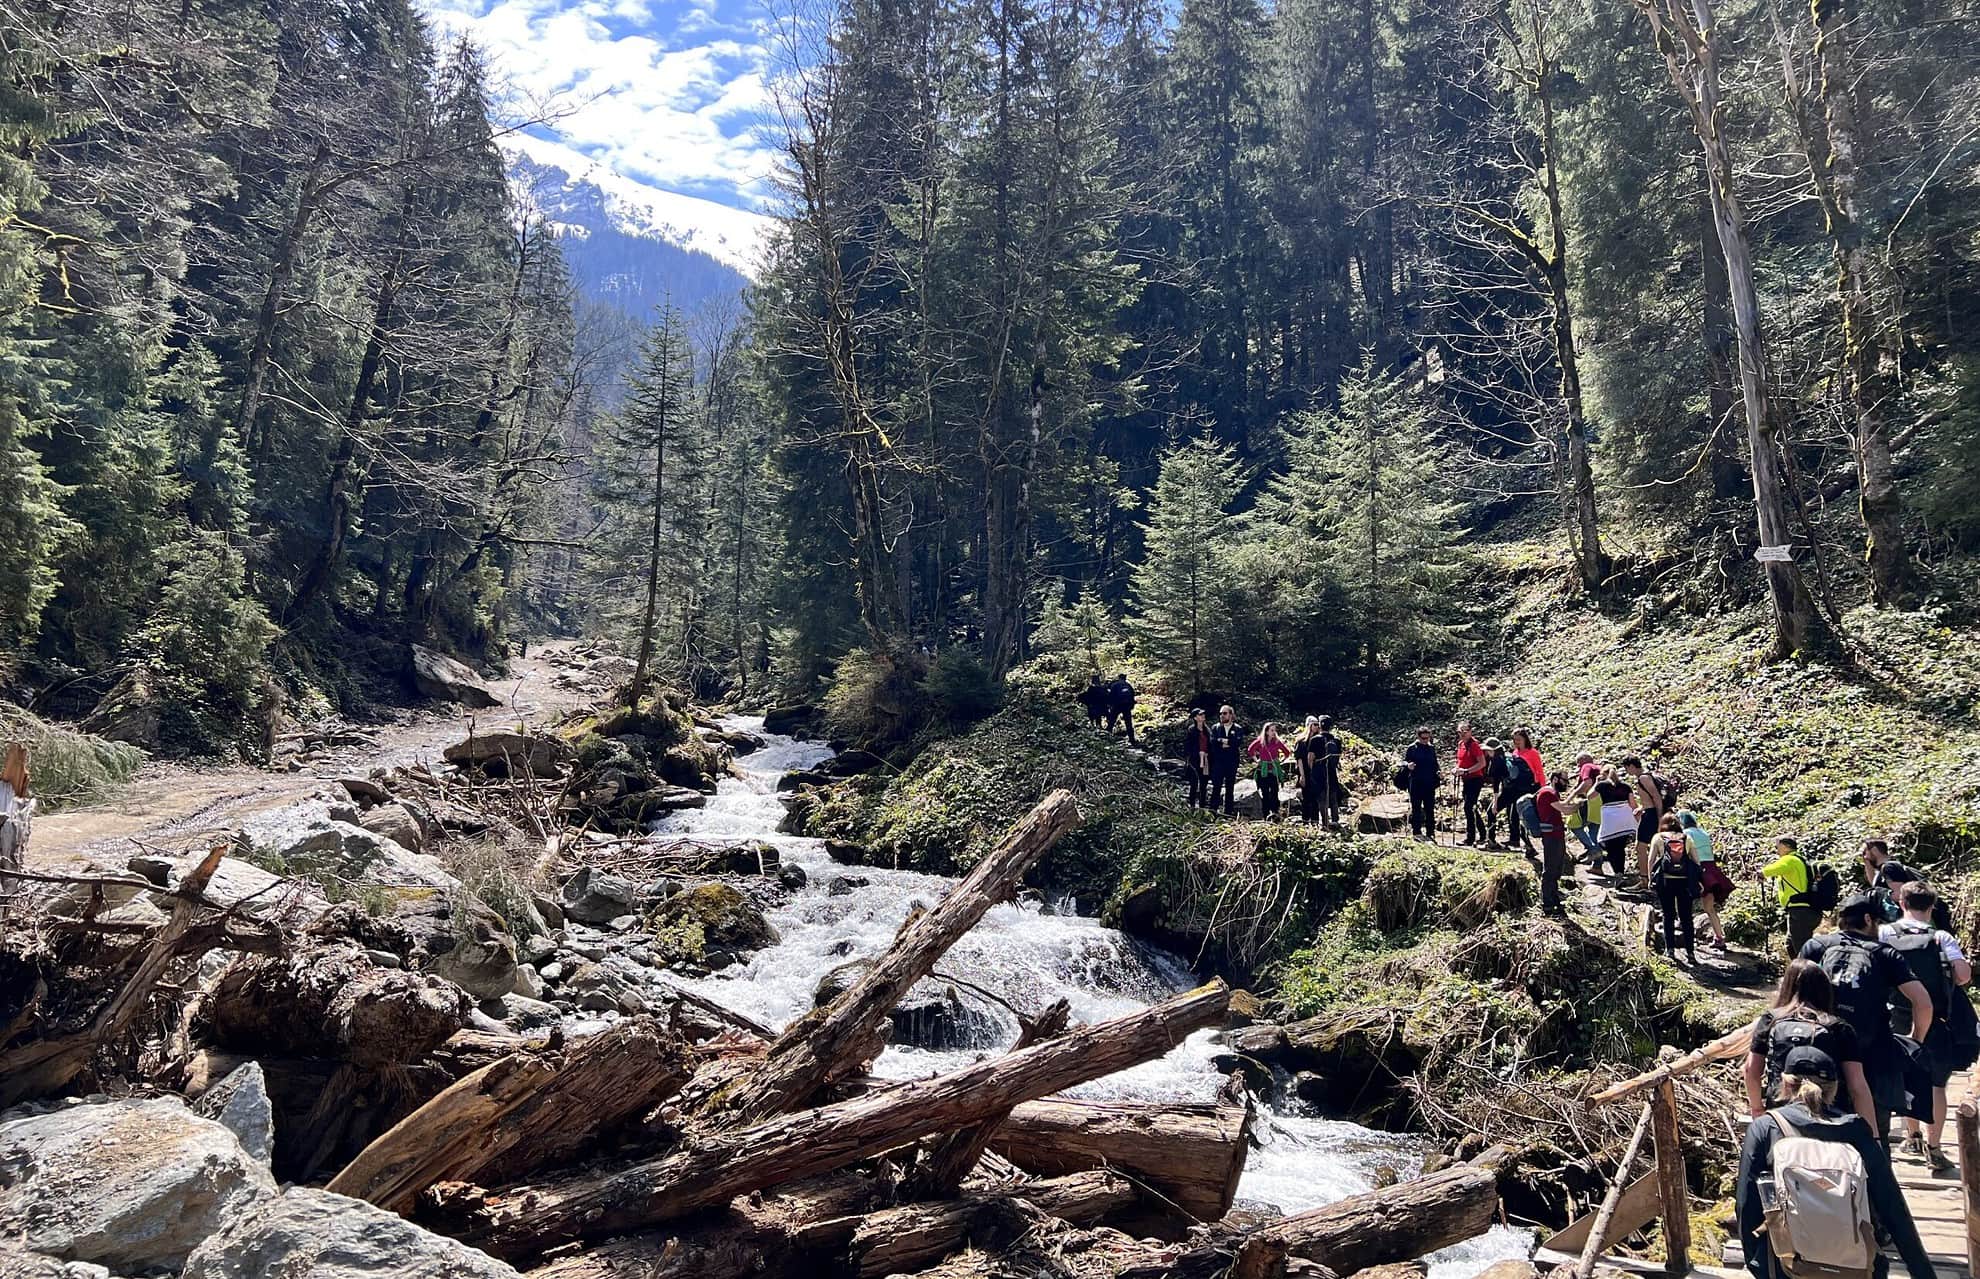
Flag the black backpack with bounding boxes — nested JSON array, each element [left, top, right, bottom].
[[1647, 770, 1681, 809], [1805, 863, 1842, 911], [1886, 922, 1951, 1018], [1818, 937, 1891, 1030], [1764, 1013, 1835, 1096], [1504, 753, 1533, 790]]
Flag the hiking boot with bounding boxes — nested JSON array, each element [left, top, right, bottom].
[[1928, 1145, 1955, 1173]]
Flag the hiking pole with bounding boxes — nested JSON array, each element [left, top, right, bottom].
[[1576, 1099, 1656, 1279]]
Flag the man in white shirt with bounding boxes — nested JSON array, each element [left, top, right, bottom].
[[1881, 881, 1972, 1166]]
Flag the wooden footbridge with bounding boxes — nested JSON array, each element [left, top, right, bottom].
[[1532, 1024, 1978, 1279]]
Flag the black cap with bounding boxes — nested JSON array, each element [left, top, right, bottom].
[[1839, 893, 1881, 926], [1782, 1045, 1838, 1083]]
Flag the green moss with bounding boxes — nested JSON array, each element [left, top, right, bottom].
[[645, 882, 777, 965]]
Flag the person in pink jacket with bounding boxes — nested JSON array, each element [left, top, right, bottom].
[[1247, 722, 1292, 821]]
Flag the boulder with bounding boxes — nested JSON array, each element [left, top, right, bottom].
[[191, 1062, 275, 1166], [409, 644, 502, 709], [1473, 1263, 1539, 1279], [79, 667, 162, 751], [495, 994, 561, 1032], [826, 875, 869, 897], [777, 863, 809, 891], [559, 867, 641, 925], [811, 962, 998, 1050], [0, 1098, 276, 1272], [1356, 792, 1412, 835], [335, 775, 391, 808], [238, 803, 456, 894], [356, 802, 425, 855], [823, 840, 869, 866], [645, 883, 778, 966], [761, 704, 817, 736], [702, 728, 764, 756], [775, 769, 832, 793], [0, 1243, 115, 1277], [819, 749, 886, 777], [561, 961, 649, 1014], [180, 1186, 524, 1278], [443, 730, 573, 779]]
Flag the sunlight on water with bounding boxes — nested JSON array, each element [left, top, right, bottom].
[[667, 716, 1533, 1271]]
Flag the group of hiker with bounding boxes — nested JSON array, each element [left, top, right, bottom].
[[1077, 674, 1141, 747], [1735, 861, 1976, 1279], [1175, 709, 1348, 827]]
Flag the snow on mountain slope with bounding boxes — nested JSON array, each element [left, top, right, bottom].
[[502, 132, 775, 279]]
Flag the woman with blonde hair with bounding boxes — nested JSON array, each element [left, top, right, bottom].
[[0, 742, 28, 877], [1247, 722, 1292, 822], [1735, 1045, 1932, 1279]]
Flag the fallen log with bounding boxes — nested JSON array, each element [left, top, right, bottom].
[[439, 979, 1228, 1261], [847, 1169, 1140, 1278], [907, 997, 1072, 1197], [327, 1017, 692, 1213], [526, 1170, 1137, 1279], [704, 789, 1080, 1124], [989, 1096, 1251, 1223], [1111, 1165, 1498, 1279]]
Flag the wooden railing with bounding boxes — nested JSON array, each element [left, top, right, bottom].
[[1959, 1098, 1980, 1277]]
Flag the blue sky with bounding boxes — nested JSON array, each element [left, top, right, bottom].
[[419, 0, 779, 213]]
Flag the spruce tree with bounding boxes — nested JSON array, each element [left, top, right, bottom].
[[1307, 355, 1466, 670], [1129, 436, 1243, 695]]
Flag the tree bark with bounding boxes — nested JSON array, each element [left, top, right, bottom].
[[437, 980, 1229, 1262], [524, 1170, 1137, 1279], [234, 141, 330, 454], [989, 1097, 1252, 1223], [1638, 0, 1832, 657], [702, 788, 1080, 1125], [196, 942, 470, 1070], [1110, 1165, 1498, 1279], [1807, 0, 1906, 603], [908, 998, 1072, 1196], [326, 1018, 691, 1213]]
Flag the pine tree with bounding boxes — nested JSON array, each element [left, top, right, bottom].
[[1306, 355, 1466, 670], [1129, 436, 1243, 695], [599, 307, 704, 703]]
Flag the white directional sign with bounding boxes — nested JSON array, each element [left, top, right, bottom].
[[1753, 545, 1794, 563]]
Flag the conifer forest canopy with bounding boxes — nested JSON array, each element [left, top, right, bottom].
[[1, 0, 1977, 742]]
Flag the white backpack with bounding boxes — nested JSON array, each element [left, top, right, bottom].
[[1762, 1113, 1878, 1279]]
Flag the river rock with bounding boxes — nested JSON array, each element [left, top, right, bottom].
[[701, 728, 764, 756], [335, 775, 391, 808], [645, 883, 778, 966], [1347, 1264, 1427, 1279], [823, 840, 869, 865], [443, 730, 573, 779], [1208, 1050, 1275, 1094], [1472, 1263, 1538, 1279], [238, 802, 456, 893], [496, 994, 561, 1032], [819, 749, 885, 777], [191, 1062, 275, 1166], [777, 863, 808, 890], [356, 802, 425, 854], [761, 704, 817, 736], [775, 769, 832, 793], [409, 644, 502, 709], [0, 1243, 118, 1278], [826, 874, 869, 897], [1356, 792, 1412, 834], [180, 1186, 524, 1279], [559, 867, 641, 925], [562, 961, 648, 1014], [0, 1097, 276, 1272]]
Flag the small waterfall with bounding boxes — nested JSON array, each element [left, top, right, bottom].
[[660, 719, 1532, 1277]]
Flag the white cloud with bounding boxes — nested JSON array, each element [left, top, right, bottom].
[[419, 0, 781, 209]]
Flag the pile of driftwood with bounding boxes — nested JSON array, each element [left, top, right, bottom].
[[3, 791, 1499, 1279]]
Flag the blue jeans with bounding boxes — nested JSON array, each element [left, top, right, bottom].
[[1573, 824, 1601, 858]]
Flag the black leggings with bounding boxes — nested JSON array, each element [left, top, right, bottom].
[[1210, 770, 1237, 814], [1259, 774, 1281, 819], [1658, 886, 1696, 958], [1462, 777, 1485, 842], [1409, 789, 1436, 836], [1300, 776, 1320, 823], [1186, 765, 1208, 809], [1600, 834, 1629, 875]]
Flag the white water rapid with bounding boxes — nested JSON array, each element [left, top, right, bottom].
[[660, 720, 1532, 1278]]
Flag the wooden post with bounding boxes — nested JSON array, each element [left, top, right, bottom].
[[1957, 1098, 1980, 1279], [1650, 1077, 1690, 1275], [1577, 1101, 1655, 1279]]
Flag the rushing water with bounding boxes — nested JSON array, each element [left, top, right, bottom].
[[659, 720, 1532, 1277]]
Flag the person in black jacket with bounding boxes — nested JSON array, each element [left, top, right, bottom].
[[1801, 894, 1935, 1139], [1077, 675, 1108, 727], [1316, 715, 1344, 829], [1207, 705, 1244, 816], [1650, 811, 1702, 964], [1736, 1045, 1936, 1279], [1108, 674, 1138, 746], [1181, 708, 1212, 810], [1401, 727, 1440, 840]]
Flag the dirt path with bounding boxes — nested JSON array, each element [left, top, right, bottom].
[[26, 641, 592, 874]]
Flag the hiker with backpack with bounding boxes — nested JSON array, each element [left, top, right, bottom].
[[1800, 894, 1935, 1140], [1108, 674, 1139, 746], [1315, 716, 1345, 828], [1879, 882, 1974, 1170], [1863, 839, 1920, 923], [1624, 756, 1676, 890], [1735, 1044, 1936, 1279], [1078, 675, 1109, 728], [1479, 738, 1510, 848], [1650, 812, 1702, 964], [1764, 837, 1836, 959], [1744, 959, 1876, 1127], [1681, 811, 1733, 952], [1498, 730, 1540, 855], [1533, 771, 1570, 916], [1294, 716, 1326, 824]]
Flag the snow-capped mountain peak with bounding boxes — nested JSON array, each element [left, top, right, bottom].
[[502, 132, 774, 279]]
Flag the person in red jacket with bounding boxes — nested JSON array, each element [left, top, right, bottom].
[[1455, 722, 1486, 845]]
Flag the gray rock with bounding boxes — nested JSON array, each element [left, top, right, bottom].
[[777, 863, 809, 890], [563, 962, 648, 1014], [364, 949, 402, 969], [0, 1243, 118, 1278], [409, 644, 502, 710], [181, 1186, 523, 1278], [0, 1097, 276, 1272], [529, 891, 565, 930], [826, 875, 869, 897], [559, 867, 641, 925], [239, 803, 457, 893], [496, 994, 561, 1032], [356, 802, 425, 854], [511, 964, 545, 999], [336, 775, 391, 807], [191, 1062, 275, 1166], [443, 730, 573, 779], [537, 960, 564, 983]]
